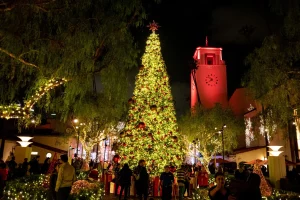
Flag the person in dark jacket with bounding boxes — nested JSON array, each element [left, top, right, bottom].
[[29, 156, 40, 174], [114, 163, 121, 196], [7, 156, 17, 180], [42, 157, 51, 174], [229, 167, 262, 200], [134, 160, 149, 200], [22, 158, 29, 176], [160, 166, 174, 200], [119, 163, 132, 200]]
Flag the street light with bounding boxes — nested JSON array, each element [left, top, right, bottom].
[[73, 118, 80, 155]]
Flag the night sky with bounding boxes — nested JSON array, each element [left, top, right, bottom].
[[131, 0, 277, 115]]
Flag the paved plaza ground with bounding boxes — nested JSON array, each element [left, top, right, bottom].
[[103, 194, 191, 200], [103, 194, 159, 200]]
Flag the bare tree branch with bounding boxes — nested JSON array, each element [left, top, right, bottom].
[[0, 47, 39, 69], [0, 0, 56, 12]]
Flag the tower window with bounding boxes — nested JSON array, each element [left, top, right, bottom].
[[207, 57, 213, 65], [205, 54, 215, 65]]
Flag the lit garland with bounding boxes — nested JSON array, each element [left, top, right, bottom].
[[0, 78, 67, 120]]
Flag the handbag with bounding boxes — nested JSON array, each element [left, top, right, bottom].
[[134, 173, 140, 180]]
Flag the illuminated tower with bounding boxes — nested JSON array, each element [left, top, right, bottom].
[[191, 38, 227, 108]]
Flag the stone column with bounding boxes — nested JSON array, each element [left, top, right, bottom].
[[268, 156, 286, 188]]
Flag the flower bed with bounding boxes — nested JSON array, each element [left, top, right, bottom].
[[192, 188, 300, 200], [69, 180, 104, 200], [3, 174, 104, 200]]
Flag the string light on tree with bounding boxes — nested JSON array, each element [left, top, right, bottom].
[[245, 118, 254, 147], [0, 78, 67, 120]]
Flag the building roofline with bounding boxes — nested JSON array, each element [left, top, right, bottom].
[[233, 146, 266, 154], [196, 47, 222, 50]]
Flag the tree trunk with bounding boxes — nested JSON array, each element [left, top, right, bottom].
[[0, 137, 5, 160], [262, 104, 269, 157], [85, 150, 91, 163]]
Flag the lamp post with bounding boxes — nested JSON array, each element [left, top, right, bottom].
[[216, 124, 226, 167], [102, 137, 108, 183], [73, 119, 79, 155]]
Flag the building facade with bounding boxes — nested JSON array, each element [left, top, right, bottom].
[[191, 40, 295, 164]]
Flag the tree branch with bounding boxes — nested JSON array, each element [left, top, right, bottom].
[[0, 0, 56, 12], [0, 47, 39, 69]]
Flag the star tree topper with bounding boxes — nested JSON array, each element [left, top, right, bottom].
[[147, 20, 160, 32]]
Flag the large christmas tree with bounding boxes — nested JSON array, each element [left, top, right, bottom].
[[118, 21, 185, 175]]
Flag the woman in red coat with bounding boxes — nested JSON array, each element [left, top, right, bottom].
[[198, 167, 209, 188]]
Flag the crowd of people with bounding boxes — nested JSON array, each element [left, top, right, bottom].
[[0, 153, 76, 200], [111, 160, 263, 200], [0, 152, 265, 200], [0, 152, 53, 197]]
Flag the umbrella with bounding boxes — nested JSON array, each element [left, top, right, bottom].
[[210, 158, 230, 164]]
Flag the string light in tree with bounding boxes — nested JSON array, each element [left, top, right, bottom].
[[0, 78, 67, 120], [245, 118, 254, 147]]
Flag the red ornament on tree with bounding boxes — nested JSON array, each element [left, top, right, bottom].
[[128, 98, 135, 104], [138, 122, 146, 129], [120, 131, 125, 137], [139, 65, 145, 70], [172, 136, 178, 142], [150, 105, 157, 111]]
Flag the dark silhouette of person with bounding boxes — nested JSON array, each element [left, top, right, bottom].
[[230, 167, 262, 200], [119, 163, 132, 200], [7, 156, 17, 179], [42, 157, 51, 174], [29, 156, 41, 174], [134, 160, 149, 200], [22, 158, 29, 176]]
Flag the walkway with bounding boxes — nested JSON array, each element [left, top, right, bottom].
[[103, 194, 189, 200]]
